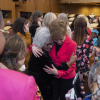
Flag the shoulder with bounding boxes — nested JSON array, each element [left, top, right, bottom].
[[17, 32, 23, 37], [25, 32, 31, 35], [84, 35, 94, 46], [0, 69, 37, 100], [70, 39, 77, 49], [64, 35, 77, 50], [66, 35, 77, 46]]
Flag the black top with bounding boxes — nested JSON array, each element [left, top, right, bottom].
[[28, 49, 69, 82], [29, 24, 39, 43], [55, 42, 62, 55]]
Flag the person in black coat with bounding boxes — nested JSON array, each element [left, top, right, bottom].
[[28, 27, 77, 100], [29, 10, 43, 43]]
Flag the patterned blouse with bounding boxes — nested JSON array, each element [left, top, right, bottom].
[[76, 35, 94, 73]]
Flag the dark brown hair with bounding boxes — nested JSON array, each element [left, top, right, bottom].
[[30, 10, 43, 26], [12, 17, 27, 35], [73, 17, 88, 45], [0, 34, 27, 71], [49, 19, 66, 39]]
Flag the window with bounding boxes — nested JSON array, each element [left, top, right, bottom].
[[2, 10, 12, 19], [20, 12, 32, 19]]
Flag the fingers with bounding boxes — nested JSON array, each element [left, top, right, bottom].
[[35, 51, 43, 57], [51, 64, 55, 69], [38, 48, 43, 54], [45, 65, 51, 70], [33, 52, 40, 58], [43, 68, 51, 74], [32, 47, 43, 58]]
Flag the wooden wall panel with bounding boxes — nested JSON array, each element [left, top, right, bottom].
[[0, 0, 15, 24], [34, 0, 50, 13], [0, 0, 62, 25], [49, 0, 62, 13], [58, 0, 100, 4], [15, 0, 35, 18], [62, 4, 100, 16]]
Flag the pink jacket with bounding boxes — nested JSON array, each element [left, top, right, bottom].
[[49, 34, 77, 79], [0, 69, 40, 100]]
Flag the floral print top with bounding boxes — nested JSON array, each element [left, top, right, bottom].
[[76, 35, 94, 73]]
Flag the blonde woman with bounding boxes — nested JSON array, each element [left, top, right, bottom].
[[58, 13, 72, 38], [35, 12, 57, 34]]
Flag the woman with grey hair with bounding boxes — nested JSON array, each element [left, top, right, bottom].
[[28, 27, 77, 100], [58, 13, 72, 38]]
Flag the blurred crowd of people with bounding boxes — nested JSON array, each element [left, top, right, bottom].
[[0, 9, 100, 100]]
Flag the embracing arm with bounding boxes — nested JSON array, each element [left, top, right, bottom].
[[56, 46, 77, 78], [43, 45, 77, 78]]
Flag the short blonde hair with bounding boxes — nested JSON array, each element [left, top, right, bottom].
[[49, 19, 66, 39], [42, 12, 57, 28], [58, 13, 69, 26]]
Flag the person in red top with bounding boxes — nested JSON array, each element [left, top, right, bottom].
[[42, 19, 77, 100]]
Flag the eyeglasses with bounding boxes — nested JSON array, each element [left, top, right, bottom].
[[46, 43, 54, 47]]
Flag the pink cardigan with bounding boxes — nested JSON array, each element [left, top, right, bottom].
[[49, 34, 77, 79], [0, 68, 40, 100]]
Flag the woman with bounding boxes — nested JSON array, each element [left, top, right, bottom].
[[58, 13, 72, 38], [73, 17, 94, 81], [28, 27, 77, 100], [29, 10, 43, 40], [12, 17, 31, 69], [0, 34, 27, 71]]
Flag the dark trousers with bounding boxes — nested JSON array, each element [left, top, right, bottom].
[[51, 77, 74, 100], [35, 77, 53, 100]]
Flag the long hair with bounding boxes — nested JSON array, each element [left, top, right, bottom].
[[0, 34, 27, 71], [73, 17, 88, 45], [30, 10, 43, 26], [12, 17, 27, 35]]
